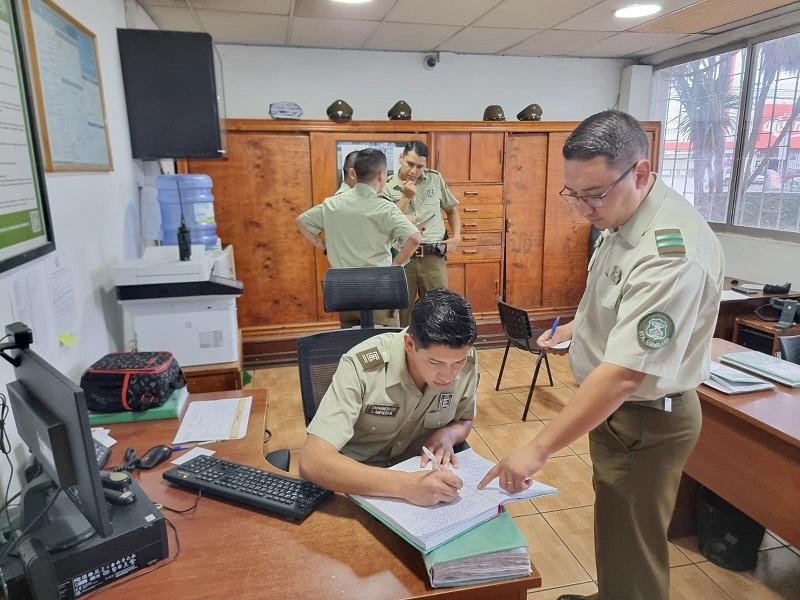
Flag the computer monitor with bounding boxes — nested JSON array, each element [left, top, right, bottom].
[[4, 336, 112, 552]]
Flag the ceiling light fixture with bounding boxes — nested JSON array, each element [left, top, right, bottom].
[[331, 0, 373, 4], [613, 4, 661, 18]]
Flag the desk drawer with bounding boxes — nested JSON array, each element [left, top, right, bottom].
[[460, 217, 503, 232], [448, 245, 501, 262], [449, 184, 503, 205], [459, 232, 502, 246], [458, 204, 503, 219]]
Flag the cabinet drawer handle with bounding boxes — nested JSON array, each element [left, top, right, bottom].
[[464, 208, 479, 213], [463, 223, 478, 228], [463, 249, 477, 254], [463, 235, 477, 241], [464, 191, 479, 196]]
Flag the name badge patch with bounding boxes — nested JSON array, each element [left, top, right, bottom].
[[438, 393, 453, 410], [366, 404, 399, 417]]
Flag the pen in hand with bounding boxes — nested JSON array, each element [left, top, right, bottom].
[[422, 446, 443, 471], [547, 316, 560, 341]]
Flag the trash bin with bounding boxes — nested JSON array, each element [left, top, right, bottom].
[[696, 486, 765, 571]]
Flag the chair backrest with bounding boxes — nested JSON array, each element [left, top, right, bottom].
[[298, 327, 402, 425], [779, 334, 800, 365], [497, 298, 536, 347], [323, 266, 408, 327]]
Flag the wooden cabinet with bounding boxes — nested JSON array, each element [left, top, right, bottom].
[[434, 132, 504, 182], [184, 120, 661, 365]]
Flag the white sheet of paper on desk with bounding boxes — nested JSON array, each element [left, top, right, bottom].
[[721, 290, 748, 301], [172, 396, 252, 444], [171, 447, 215, 465], [91, 428, 116, 448]]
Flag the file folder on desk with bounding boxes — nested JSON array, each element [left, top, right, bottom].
[[719, 351, 800, 388], [702, 361, 775, 395]]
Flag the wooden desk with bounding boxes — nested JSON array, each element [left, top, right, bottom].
[[182, 358, 243, 394], [715, 276, 800, 342], [733, 315, 800, 356], [109, 390, 541, 600], [669, 339, 800, 548]]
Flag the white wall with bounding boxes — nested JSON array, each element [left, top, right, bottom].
[[716, 232, 800, 284], [0, 0, 140, 498], [218, 45, 630, 121]]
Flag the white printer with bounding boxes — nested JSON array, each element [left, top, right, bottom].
[[114, 246, 243, 367]]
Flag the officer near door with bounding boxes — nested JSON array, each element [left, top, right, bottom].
[[380, 140, 461, 326]]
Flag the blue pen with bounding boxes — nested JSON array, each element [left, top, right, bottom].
[[548, 316, 560, 340]]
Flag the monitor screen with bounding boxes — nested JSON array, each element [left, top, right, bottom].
[[6, 344, 112, 548]]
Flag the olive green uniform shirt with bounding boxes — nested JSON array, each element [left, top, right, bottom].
[[297, 183, 419, 268], [334, 181, 351, 195], [569, 175, 724, 401], [306, 331, 478, 466], [380, 170, 458, 244]]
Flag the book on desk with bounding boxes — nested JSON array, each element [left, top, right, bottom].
[[88, 386, 189, 425], [702, 361, 776, 395], [349, 448, 557, 552], [719, 351, 800, 388]]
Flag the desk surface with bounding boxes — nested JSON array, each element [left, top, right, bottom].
[[699, 338, 800, 448], [109, 390, 541, 600]]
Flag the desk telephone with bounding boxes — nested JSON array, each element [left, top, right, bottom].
[[755, 297, 800, 330]]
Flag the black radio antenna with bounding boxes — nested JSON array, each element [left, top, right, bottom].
[[176, 179, 192, 261]]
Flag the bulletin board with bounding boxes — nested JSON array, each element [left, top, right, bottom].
[[21, 0, 113, 171]]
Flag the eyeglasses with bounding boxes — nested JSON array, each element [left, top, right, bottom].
[[559, 163, 638, 208]]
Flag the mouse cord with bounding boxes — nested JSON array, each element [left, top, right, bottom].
[[0, 485, 62, 565], [80, 516, 181, 599], [156, 490, 203, 514]]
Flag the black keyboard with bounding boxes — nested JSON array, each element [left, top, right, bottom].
[[162, 455, 332, 522], [94, 439, 112, 469]]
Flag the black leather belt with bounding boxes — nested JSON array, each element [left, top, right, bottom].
[[413, 244, 445, 258]]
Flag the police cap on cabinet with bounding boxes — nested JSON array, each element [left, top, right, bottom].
[[388, 100, 412, 120], [327, 99, 353, 122], [482, 105, 506, 121], [517, 103, 543, 121]]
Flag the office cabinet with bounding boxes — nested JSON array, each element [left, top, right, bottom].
[[434, 132, 504, 182]]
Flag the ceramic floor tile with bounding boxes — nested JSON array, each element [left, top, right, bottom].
[[514, 513, 593, 589], [474, 392, 526, 427], [669, 541, 693, 567], [540, 418, 589, 454], [547, 361, 579, 389], [669, 564, 733, 599], [476, 421, 574, 460], [465, 429, 497, 461], [477, 369, 499, 395], [513, 387, 575, 421], [698, 546, 800, 600], [579, 453, 593, 469], [527, 581, 598, 598], [531, 455, 595, 513], [672, 535, 707, 564], [495, 368, 564, 396], [477, 347, 534, 373], [543, 506, 596, 579], [505, 499, 539, 517]]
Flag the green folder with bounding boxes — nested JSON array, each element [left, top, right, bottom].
[[422, 509, 531, 588], [88, 386, 189, 425]]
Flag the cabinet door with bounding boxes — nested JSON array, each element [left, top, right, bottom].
[[435, 133, 470, 182], [469, 132, 504, 182], [465, 262, 501, 314]]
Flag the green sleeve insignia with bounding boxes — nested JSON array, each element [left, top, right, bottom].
[[655, 229, 685, 257], [637, 312, 675, 349], [356, 347, 385, 369]]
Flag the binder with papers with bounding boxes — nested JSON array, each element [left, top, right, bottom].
[[703, 361, 775, 395], [719, 351, 800, 388], [422, 509, 531, 588], [349, 448, 557, 552]]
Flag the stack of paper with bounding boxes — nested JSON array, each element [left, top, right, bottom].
[[720, 351, 800, 388], [703, 361, 776, 394], [422, 509, 531, 588], [349, 448, 558, 552]]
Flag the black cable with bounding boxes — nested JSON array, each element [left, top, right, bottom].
[[0, 393, 15, 549], [112, 447, 140, 472], [156, 490, 202, 514], [263, 428, 272, 443], [80, 516, 181, 599], [0, 485, 61, 564]]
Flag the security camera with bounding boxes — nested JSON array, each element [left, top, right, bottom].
[[423, 54, 438, 71]]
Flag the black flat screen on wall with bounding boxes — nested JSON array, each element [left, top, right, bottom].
[[117, 29, 224, 160]]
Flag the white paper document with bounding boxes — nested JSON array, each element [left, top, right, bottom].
[[172, 396, 252, 443], [721, 290, 749, 301], [171, 447, 215, 465], [703, 361, 775, 395]]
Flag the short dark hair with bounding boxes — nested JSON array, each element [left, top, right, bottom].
[[409, 289, 476, 349], [354, 148, 387, 182], [342, 150, 359, 180], [563, 109, 649, 172], [403, 140, 429, 159]]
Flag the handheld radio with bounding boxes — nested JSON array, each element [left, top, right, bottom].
[[175, 180, 192, 261]]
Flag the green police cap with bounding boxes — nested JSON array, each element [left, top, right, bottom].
[[327, 99, 353, 122], [517, 103, 543, 121], [482, 105, 506, 121], [388, 100, 412, 120]]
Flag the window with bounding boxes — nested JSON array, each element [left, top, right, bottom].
[[652, 30, 800, 235]]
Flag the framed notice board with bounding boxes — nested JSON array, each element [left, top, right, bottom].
[[21, 0, 112, 171], [0, 0, 56, 274]]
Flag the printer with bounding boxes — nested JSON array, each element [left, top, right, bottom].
[[114, 245, 243, 367]]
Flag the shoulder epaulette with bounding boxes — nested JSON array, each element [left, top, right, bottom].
[[654, 229, 685, 257], [356, 347, 385, 370], [424, 168, 441, 175]]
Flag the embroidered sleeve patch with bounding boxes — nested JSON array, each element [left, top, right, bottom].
[[356, 347, 385, 369], [637, 312, 675, 349], [655, 229, 685, 257]]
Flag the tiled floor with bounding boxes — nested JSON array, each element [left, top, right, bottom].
[[246, 346, 800, 599]]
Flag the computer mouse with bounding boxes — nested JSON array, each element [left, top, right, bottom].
[[137, 445, 173, 469]]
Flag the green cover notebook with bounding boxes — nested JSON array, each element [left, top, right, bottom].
[[719, 351, 800, 387], [422, 509, 531, 588], [88, 386, 189, 425]]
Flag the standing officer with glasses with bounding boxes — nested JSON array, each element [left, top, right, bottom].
[[479, 110, 723, 600]]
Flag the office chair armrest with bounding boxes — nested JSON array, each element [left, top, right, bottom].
[[266, 448, 291, 472]]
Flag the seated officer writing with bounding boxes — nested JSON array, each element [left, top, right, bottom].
[[299, 289, 478, 506]]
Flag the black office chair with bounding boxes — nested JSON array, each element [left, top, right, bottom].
[[779, 335, 800, 364], [496, 298, 554, 422], [265, 267, 407, 470]]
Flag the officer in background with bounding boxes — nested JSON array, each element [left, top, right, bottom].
[[296, 148, 422, 327], [335, 150, 359, 195], [479, 110, 724, 600], [299, 289, 478, 506], [380, 141, 461, 326]]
